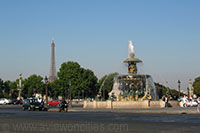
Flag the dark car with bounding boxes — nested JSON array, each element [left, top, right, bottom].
[[22, 98, 47, 111]]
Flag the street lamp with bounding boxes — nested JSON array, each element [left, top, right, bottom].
[[17, 74, 23, 100], [69, 81, 72, 107], [178, 80, 181, 98], [44, 76, 48, 108], [188, 79, 193, 98]]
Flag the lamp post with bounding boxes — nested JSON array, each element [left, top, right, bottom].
[[178, 80, 181, 98], [69, 81, 72, 108], [17, 74, 23, 100], [188, 79, 193, 98], [45, 76, 48, 109], [166, 81, 169, 96]]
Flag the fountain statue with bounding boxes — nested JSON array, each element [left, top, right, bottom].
[[109, 40, 159, 101], [17, 73, 23, 100]]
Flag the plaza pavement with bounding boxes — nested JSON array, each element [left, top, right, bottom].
[[49, 106, 200, 114], [1, 104, 199, 114]]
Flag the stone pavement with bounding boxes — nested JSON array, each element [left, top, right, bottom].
[[48, 106, 200, 114]]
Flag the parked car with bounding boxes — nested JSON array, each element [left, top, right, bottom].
[[48, 99, 61, 106], [22, 98, 47, 111], [0, 98, 12, 105]]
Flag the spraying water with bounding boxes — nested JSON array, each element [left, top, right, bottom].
[[98, 75, 109, 94], [128, 40, 134, 57]]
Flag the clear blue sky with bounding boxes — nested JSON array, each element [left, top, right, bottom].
[[0, 0, 200, 91]]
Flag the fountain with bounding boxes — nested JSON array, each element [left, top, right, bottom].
[[109, 40, 159, 101], [83, 40, 176, 109]]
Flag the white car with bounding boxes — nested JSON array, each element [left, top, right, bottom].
[[0, 98, 11, 105]]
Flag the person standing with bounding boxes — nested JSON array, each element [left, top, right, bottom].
[[165, 96, 168, 108], [38, 97, 42, 103], [59, 99, 68, 112], [189, 97, 193, 107], [182, 95, 187, 107], [147, 93, 152, 107], [197, 97, 200, 112]]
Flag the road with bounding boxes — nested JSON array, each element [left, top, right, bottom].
[[0, 105, 200, 133]]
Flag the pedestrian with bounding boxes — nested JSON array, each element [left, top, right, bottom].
[[147, 93, 152, 107], [59, 99, 68, 112], [164, 96, 168, 108], [182, 95, 187, 107], [162, 96, 165, 102], [197, 97, 200, 112], [169, 95, 173, 101], [38, 97, 42, 103], [189, 97, 193, 107], [41, 98, 45, 105]]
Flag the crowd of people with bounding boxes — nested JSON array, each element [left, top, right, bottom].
[[161, 95, 200, 112], [179, 95, 200, 112], [180, 95, 198, 107]]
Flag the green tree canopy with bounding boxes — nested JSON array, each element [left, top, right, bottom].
[[0, 79, 18, 99], [193, 76, 200, 95], [57, 61, 99, 99], [0, 78, 4, 98], [155, 82, 179, 99], [2, 80, 11, 98], [48, 80, 61, 99], [154, 82, 168, 99], [9, 81, 18, 99], [23, 74, 45, 98]]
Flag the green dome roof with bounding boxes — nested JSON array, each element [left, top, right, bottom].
[[123, 53, 142, 63]]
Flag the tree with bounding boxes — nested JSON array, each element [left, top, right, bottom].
[[2, 80, 11, 98], [48, 80, 63, 99], [154, 83, 168, 99], [0, 78, 20, 99], [0, 79, 12, 98], [9, 81, 18, 99], [193, 76, 200, 96], [57, 61, 99, 99], [22, 74, 45, 98], [78, 69, 99, 98], [57, 61, 81, 98], [98, 72, 119, 99], [155, 82, 179, 99], [0, 78, 4, 98]]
